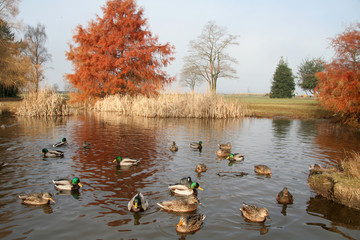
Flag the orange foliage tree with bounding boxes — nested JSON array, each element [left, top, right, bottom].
[[316, 23, 360, 124], [66, 0, 174, 101]]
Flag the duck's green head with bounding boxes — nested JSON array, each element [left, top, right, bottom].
[[113, 156, 122, 163], [133, 194, 142, 208], [42, 148, 48, 153], [190, 182, 204, 191], [62, 138, 67, 142], [227, 153, 234, 160], [72, 177, 83, 187], [199, 141, 203, 146]]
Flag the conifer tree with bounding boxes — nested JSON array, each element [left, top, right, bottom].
[[270, 57, 295, 98]]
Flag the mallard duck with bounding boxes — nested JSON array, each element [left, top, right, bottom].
[[239, 203, 271, 222], [19, 192, 55, 205], [218, 142, 231, 150], [254, 165, 272, 176], [128, 192, 149, 212], [53, 138, 67, 147], [53, 177, 83, 191], [195, 163, 207, 173], [226, 153, 245, 161], [190, 141, 203, 150], [216, 148, 231, 158], [113, 156, 140, 166], [0, 162, 8, 168], [169, 182, 204, 196], [276, 187, 294, 204], [169, 141, 178, 152], [42, 148, 64, 158], [176, 213, 206, 233], [82, 141, 91, 149], [157, 195, 200, 212]]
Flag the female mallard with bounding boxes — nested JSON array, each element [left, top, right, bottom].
[[53, 138, 67, 147], [195, 163, 207, 173], [42, 148, 64, 158], [157, 195, 200, 212], [218, 142, 231, 150], [19, 192, 55, 205], [276, 187, 294, 204], [169, 141, 178, 152], [240, 203, 271, 222], [176, 213, 206, 233], [113, 156, 140, 166], [190, 141, 203, 150], [254, 164, 272, 176], [226, 153, 245, 161], [169, 182, 204, 196], [128, 192, 149, 212], [53, 177, 83, 191], [216, 148, 231, 158]]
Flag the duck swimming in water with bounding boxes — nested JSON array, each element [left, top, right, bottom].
[[169, 141, 178, 152], [19, 192, 55, 205], [53, 177, 83, 191], [169, 182, 204, 196], [113, 156, 140, 166], [240, 203, 271, 222], [128, 192, 148, 212], [157, 195, 200, 212], [42, 148, 64, 158], [176, 213, 206, 233], [190, 141, 203, 150], [276, 187, 294, 204], [53, 138, 67, 147], [226, 153, 245, 161]]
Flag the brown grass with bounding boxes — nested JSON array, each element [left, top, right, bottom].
[[16, 89, 70, 117], [342, 151, 360, 180], [90, 93, 250, 118]]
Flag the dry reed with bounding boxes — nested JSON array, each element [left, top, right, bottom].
[[90, 93, 250, 118], [342, 151, 360, 180], [16, 89, 70, 117]]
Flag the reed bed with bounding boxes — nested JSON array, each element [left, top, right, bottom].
[[91, 93, 250, 118], [342, 151, 360, 180], [16, 89, 70, 117]]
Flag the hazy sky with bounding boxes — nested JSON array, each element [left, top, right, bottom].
[[17, 0, 360, 94]]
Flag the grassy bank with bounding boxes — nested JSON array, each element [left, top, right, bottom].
[[225, 94, 332, 119]]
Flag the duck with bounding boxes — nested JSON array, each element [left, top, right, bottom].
[[216, 148, 231, 158], [0, 162, 8, 168], [169, 141, 178, 152], [190, 141, 203, 150], [254, 164, 272, 176], [239, 203, 271, 222], [169, 182, 204, 196], [226, 153, 245, 161], [176, 213, 206, 233], [195, 163, 207, 173], [218, 142, 231, 150], [42, 148, 64, 158], [113, 156, 140, 166], [82, 141, 91, 149], [18, 192, 55, 205], [53, 177, 83, 191], [276, 187, 294, 204], [157, 195, 200, 212], [52, 138, 67, 147], [128, 192, 149, 212]]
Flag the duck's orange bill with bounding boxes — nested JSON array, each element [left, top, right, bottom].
[[78, 183, 83, 187], [50, 198, 56, 203], [177, 220, 183, 227], [198, 187, 204, 191], [135, 202, 138, 208], [113, 159, 117, 162]]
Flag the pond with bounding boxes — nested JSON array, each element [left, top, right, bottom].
[[0, 113, 360, 240]]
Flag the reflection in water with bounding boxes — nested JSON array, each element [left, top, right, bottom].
[[241, 221, 269, 235], [56, 190, 81, 200], [272, 119, 292, 140]]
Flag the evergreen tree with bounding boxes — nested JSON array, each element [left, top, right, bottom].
[[297, 57, 324, 95], [270, 57, 295, 98]]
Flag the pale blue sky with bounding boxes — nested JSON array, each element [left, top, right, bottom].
[[17, 0, 360, 94]]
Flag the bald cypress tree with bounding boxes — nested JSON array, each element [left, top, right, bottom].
[[270, 57, 295, 98]]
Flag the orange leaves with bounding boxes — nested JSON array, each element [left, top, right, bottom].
[[65, 0, 174, 101]]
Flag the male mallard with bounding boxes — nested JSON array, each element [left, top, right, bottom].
[[53, 177, 83, 191], [53, 138, 67, 147], [113, 156, 140, 166], [169, 141, 178, 152], [216, 148, 231, 158], [226, 153, 245, 161], [82, 141, 91, 149], [239, 203, 271, 222], [19, 192, 55, 205], [276, 187, 294, 204], [169, 182, 204, 196], [195, 163, 207, 173], [128, 192, 149, 212], [254, 165, 272, 176], [190, 141, 203, 150], [218, 142, 231, 150], [157, 195, 200, 212], [42, 148, 64, 158], [176, 213, 206, 233]]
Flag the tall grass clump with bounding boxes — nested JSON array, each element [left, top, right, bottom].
[[91, 93, 250, 118], [342, 151, 360, 180], [16, 89, 70, 117]]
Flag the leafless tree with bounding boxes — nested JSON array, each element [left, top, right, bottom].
[[23, 23, 52, 92], [0, 0, 20, 21], [181, 21, 239, 93]]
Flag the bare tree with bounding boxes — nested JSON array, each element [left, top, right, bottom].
[[0, 0, 20, 21], [182, 21, 239, 93], [23, 23, 52, 92], [180, 64, 204, 92]]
